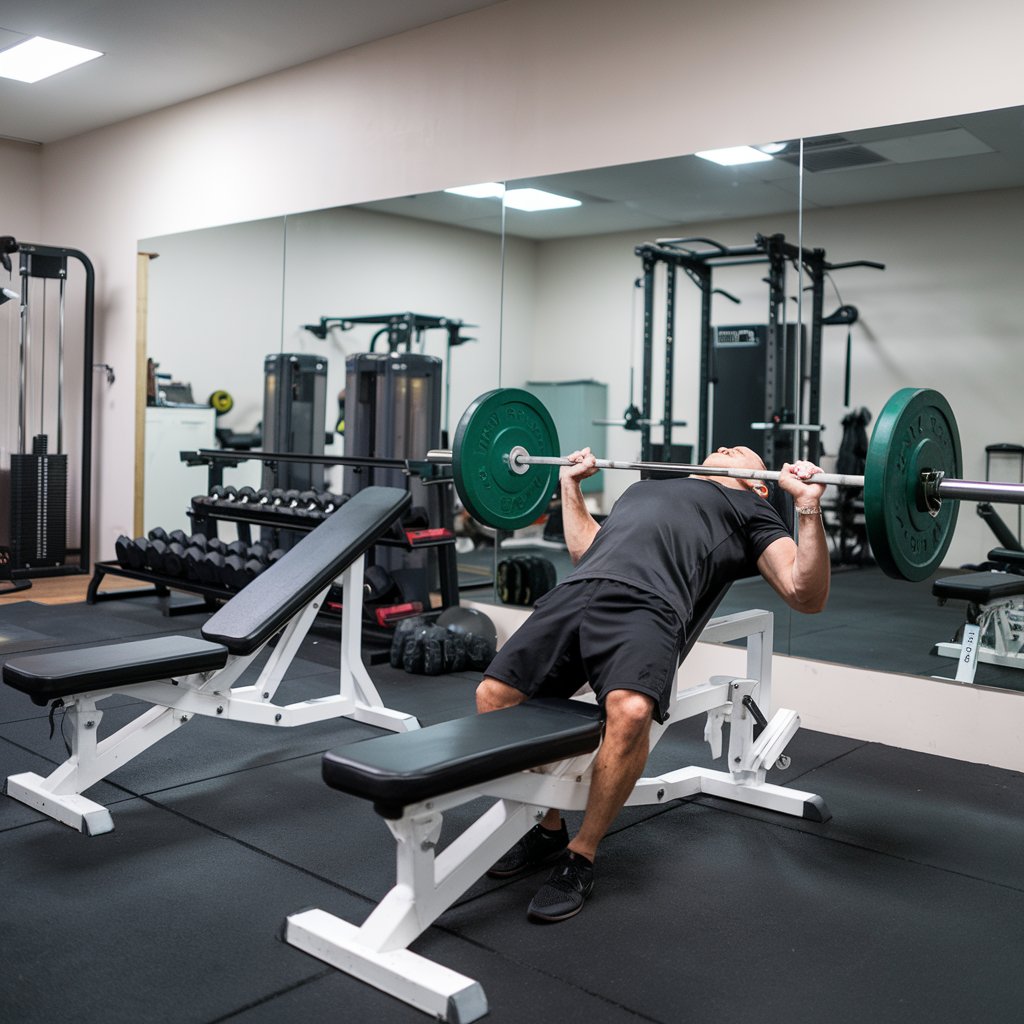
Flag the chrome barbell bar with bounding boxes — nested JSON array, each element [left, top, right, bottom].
[[426, 447, 1024, 507]]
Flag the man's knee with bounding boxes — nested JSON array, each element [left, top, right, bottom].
[[476, 676, 526, 713], [604, 689, 656, 737]]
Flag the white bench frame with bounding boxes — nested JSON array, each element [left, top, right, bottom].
[[6, 555, 418, 835], [935, 592, 1024, 681], [285, 608, 825, 1022]]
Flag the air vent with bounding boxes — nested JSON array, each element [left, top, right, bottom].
[[779, 144, 889, 173]]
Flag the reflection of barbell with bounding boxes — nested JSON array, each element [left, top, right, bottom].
[[427, 387, 1024, 583]]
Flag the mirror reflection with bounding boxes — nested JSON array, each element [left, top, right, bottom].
[[137, 103, 1024, 688]]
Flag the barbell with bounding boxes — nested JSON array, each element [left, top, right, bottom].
[[427, 386, 1024, 583]]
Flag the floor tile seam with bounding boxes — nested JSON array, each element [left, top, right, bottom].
[[684, 795, 1024, 896], [411, 925, 668, 1024], [104, 746, 331, 800], [205, 966, 336, 1022], [130, 788, 387, 904], [783, 739, 873, 785]]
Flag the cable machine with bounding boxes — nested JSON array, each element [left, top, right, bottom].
[[0, 238, 95, 578], [632, 233, 883, 466]]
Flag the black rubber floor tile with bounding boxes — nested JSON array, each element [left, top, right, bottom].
[[230, 930, 646, 1024], [760, 741, 1024, 889], [443, 802, 1024, 1024], [0, 802, 366, 1024]]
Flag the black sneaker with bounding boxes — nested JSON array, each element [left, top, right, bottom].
[[527, 850, 595, 922], [486, 821, 569, 879]]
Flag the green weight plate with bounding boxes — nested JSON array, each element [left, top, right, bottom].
[[452, 388, 560, 531], [863, 387, 961, 582]]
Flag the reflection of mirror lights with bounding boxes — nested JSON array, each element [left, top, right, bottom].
[[695, 145, 774, 166], [0, 36, 103, 83], [444, 182, 581, 211], [503, 188, 580, 212], [444, 182, 506, 198]]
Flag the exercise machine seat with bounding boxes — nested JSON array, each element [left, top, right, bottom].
[[932, 571, 1024, 605], [3, 635, 229, 706], [322, 698, 605, 818]]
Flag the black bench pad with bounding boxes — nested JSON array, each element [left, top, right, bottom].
[[933, 571, 1024, 604], [202, 486, 410, 655], [989, 547, 1024, 569], [322, 698, 605, 818], [2, 636, 229, 706]]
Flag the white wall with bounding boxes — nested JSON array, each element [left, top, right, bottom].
[[6, 0, 1024, 558]]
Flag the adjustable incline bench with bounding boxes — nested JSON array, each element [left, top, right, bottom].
[[932, 548, 1024, 683], [285, 595, 829, 1023], [3, 486, 419, 835]]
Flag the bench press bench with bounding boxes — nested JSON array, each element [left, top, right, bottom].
[[285, 598, 829, 1023], [932, 549, 1024, 683], [3, 486, 420, 835]]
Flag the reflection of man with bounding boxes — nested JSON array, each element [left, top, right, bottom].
[[478, 445, 830, 922]]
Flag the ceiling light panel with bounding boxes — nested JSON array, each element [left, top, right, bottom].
[[0, 36, 103, 84], [695, 146, 774, 167]]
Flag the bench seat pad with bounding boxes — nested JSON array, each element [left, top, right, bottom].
[[932, 571, 1024, 604], [2, 636, 229, 705], [322, 698, 604, 818]]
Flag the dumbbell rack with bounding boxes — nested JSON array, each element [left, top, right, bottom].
[[88, 491, 460, 620]]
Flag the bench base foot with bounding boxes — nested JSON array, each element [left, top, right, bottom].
[[6, 773, 114, 835], [935, 641, 1024, 673], [285, 908, 486, 1024]]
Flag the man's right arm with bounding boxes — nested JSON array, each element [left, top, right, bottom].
[[560, 448, 601, 564]]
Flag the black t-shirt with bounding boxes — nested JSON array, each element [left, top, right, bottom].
[[563, 477, 790, 639]]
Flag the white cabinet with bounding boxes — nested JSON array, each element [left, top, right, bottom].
[[144, 406, 216, 535]]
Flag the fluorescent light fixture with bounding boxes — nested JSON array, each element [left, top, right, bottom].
[[503, 188, 580, 212], [0, 36, 103, 84], [756, 142, 788, 155], [444, 182, 506, 199], [695, 145, 774, 167], [444, 182, 581, 212]]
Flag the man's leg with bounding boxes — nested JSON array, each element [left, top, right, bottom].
[[567, 688, 655, 861], [527, 688, 654, 922], [477, 677, 568, 868]]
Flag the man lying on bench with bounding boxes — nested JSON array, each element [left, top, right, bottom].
[[285, 444, 832, 1021], [476, 443, 831, 922], [3, 486, 418, 835]]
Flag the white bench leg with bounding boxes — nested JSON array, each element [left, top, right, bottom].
[[285, 909, 487, 1024], [5, 773, 114, 835]]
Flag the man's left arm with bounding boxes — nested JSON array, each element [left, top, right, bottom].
[[756, 462, 830, 614]]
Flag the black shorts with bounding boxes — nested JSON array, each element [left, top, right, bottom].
[[484, 578, 684, 723]]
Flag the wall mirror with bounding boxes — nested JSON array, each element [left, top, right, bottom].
[[483, 105, 1024, 685], [138, 102, 1024, 687]]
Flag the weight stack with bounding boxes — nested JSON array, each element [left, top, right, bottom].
[[9, 435, 67, 569], [344, 352, 448, 579]]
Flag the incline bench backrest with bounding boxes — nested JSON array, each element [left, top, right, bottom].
[[201, 486, 410, 656]]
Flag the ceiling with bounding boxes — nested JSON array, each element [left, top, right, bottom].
[[363, 106, 1024, 240], [0, 0, 504, 144]]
